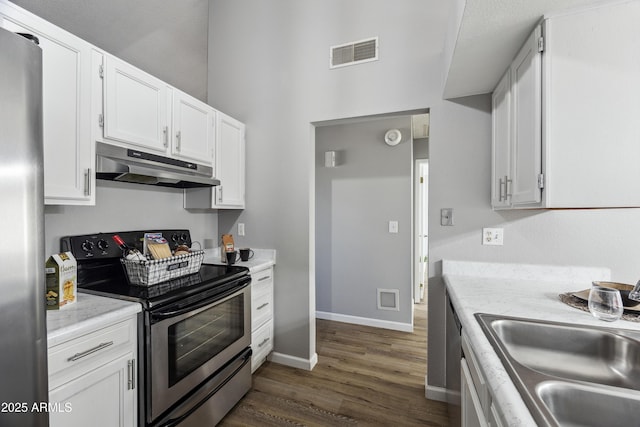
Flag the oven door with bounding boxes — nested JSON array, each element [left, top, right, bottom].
[[148, 277, 251, 422]]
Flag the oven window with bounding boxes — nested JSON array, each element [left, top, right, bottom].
[[168, 294, 244, 386]]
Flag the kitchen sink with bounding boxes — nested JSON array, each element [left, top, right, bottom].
[[476, 313, 640, 426], [536, 381, 640, 427]]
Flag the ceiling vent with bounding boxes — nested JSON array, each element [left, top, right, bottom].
[[330, 37, 378, 69]]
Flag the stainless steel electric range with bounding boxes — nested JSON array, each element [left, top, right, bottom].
[[61, 230, 252, 427]]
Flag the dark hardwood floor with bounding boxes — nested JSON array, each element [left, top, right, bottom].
[[220, 302, 450, 426]]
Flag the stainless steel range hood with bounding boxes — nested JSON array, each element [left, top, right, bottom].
[[96, 142, 219, 188]]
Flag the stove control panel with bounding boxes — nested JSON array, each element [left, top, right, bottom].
[[60, 230, 193, 261]]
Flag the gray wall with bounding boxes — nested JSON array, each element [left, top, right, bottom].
[[315, 117, 412, 325], [44, 181, 218, 257], [208, 0, 449, 361], [12, 0, 209, 101]]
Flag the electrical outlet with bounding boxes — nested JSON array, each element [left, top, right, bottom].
[[238, 223, 245, 236], [388, 220, 399, 233], [482, 228, 504, 246]]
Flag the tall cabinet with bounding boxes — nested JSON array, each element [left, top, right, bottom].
[[0, 2, 94, 205], [184, 111, 246, 210], [491, 1, 640, 209], [491, 25, 542, 209], [214, 112, 246, 208]]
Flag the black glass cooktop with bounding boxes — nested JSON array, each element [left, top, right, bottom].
[[78, 263, 249, 310]]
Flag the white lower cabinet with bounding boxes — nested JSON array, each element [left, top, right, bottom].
[[251, 266, 274, 372], [461, 332, 504, 427], [461, 358, 487, 427], [48, 316, 138, 427]]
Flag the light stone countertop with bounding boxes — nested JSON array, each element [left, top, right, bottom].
[[443, 260, 640, 426], [46, 293, 141, 348], [202, 248, 276, 273]]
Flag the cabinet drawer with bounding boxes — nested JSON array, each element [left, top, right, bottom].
[[252, 290, 273, 330], [251, 268, 273, 296], [48, 318, 135, 378], [251, 319, 273, 372]]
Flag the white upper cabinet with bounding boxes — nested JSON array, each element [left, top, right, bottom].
[[491, 71, 511, 209], [492, 1, 640, 209], [491, 26, 542, 209], [0, 2, 94, 205], [215, 112, 245, 208], [97, 54, 215, 167], [171, 89, 215, 165], [102, 55, 169, 154], [542, 0, 640, 207], [183, 111, 246, 210]]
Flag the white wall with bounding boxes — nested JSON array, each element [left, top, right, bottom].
[[315, 116, 413, 327]]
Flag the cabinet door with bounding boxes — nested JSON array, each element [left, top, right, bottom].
[[214, 112, 245, 208], [103, 55, 169, 153], [461, 358, 488, 427], [491, 70, 512, 209], [49, 352, 136, 427], [171, 89, 214, 164], [0, 6, 94, 205], [510, 26, 542, 206]]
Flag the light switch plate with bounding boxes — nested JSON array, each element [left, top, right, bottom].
[[238, 223, 245, 236], [388, 220, 399, 233], [482, 227, 504, 245], [441, 208, 454, 226]]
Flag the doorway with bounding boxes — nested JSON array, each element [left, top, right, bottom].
[[414, 159, 429, 303]]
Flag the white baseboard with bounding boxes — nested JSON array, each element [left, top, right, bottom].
[[425, 381, 449, 403], [269, 351, 318, 371], [315, 311, 413, 332]]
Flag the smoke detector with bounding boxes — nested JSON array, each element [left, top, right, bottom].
[[384, 129, 402, 146]]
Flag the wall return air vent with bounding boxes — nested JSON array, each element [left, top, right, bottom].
[[330, 37, 378, 69]]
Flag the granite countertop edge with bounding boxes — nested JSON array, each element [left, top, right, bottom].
[[47, 294, 141, 348]]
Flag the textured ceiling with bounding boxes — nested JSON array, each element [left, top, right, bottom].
[[443, 0, 606, 99], [12, 0, 209, 101]]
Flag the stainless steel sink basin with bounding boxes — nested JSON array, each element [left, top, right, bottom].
[[536, 381, 640, 427], [476, 313, 640, 426], [489, 317, 640, 389]]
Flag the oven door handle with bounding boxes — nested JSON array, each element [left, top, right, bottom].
[[155, 347, 252, 427], [151, 278, 250, 321]]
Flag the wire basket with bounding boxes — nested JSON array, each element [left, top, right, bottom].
[[120, 250, 205, 286]]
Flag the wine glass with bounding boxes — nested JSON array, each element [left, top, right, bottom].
[[588, 286, 623, 322]]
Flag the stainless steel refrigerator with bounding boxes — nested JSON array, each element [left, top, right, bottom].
[[0, 27, 49, 426]]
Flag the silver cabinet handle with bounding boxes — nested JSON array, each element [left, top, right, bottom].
[[67, 341, 114, 362], [128, 359, 136, 390], [506, 176, 513, 199], [498, 177, 505, 202], [163, 126, 168, 147], [218, 186, 223, 203], [257, 302, 269, 310], [176, 130, 181, 151], [257, 276, 271, 282], [258, 337, 270, 348], [84, 168, 91, 197]]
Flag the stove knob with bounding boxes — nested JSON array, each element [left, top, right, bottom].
[[81, 240, 94, 252], [171, 233, 180, 243], [180, 233, 188, 243], [97, 239, 109, 251]]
